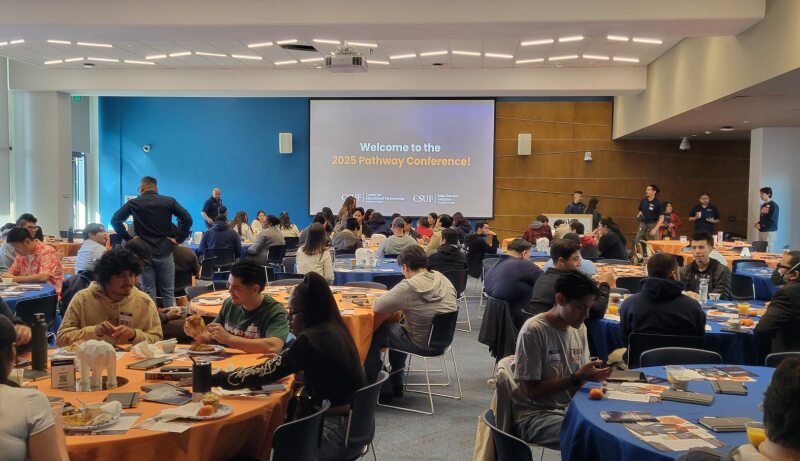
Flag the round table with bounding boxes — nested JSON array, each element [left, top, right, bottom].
[[3, 283, 57, 311], [42, 347, 293, 461], [185, 242, 251, 260], [190, 287, 399, 362], [332, 258, 403, 286], [735, 267, 776, 301], [560, 365, 773, 461], [49, 241, 83, 257]]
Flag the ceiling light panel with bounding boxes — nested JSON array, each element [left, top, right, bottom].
[[613, 56, 640, 62], [64, 57, 84, 62], [313, 39, 340, 45], [484, 53, 513, 59], [77, 41, 112, 48], [419, 50, 448, 57], [389, 53, 416, 60], [9, 39, 24, 45], [44, 60, 63, 65], [146, 54, 167, 60], [247, 42, 273, 48], [366, 60, 389, 65], [558, 36, 584, 43], [607, 35, 629, 42], [47, 40, 72, 45], [300, 57, 324, 63], [125, 60, 155, 65], [87, 57, 118, 62], [632, 37, 663, 44], [521, 39, 554, 46], [452, 50, 481, 56], [274, 59, 297, 65], [347, 42, 378, 48], [232, 54, 263, 60], [515, 58, 544, 64], [583, 54, 610, 60], [549, 54, 578, 61], [275, 39, 297, 45]]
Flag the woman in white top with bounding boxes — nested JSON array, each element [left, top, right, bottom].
[[296, 223, 334, 283], [231, 211, 255, 242], [0, 316, 69, 461], [251, 210, 267, 235], [278, 211, 301, 238]]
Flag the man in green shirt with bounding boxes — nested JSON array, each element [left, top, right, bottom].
[[185, 261, 288, 353]]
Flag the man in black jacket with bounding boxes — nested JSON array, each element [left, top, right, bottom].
[[620, 253, 706, 341], [465, 221, 499, 279], [111, 176, 192, 308], [484, 238, 542, 329], [755, 251, 800, 362], [428, 229, 468, 273], [679, 231, 731, 299]]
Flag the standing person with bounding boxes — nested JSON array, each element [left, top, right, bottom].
[[452, 212, 471, 243], [585, 197, 601, 230], [201, 188, 223, 229], [334, 196, 357, 232], [296, 223, 334, 283], [247, 214, 285, 266], [230, 211, 255, 242], [636, 184, 665, 242], [110, 176, 193, 308], [277, 211, 300, 238], [660, 202, 682, 239], [1, 228, 64, 295], [250, 210, 267, 235], [465, 221, 499, 280], [564, 190, 587, 214], [688, 193, 721, 235], [75, 223, 108, 272], [754, 186, 779, 252]]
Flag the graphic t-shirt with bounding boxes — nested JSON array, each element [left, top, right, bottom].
[[213, 294, 289, 341]]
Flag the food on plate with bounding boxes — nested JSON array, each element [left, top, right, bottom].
[[189, 343, 216, 352], [202, 392, 221, 410], [588, 388, 604, 400], [63, 407, 112, 427], [741, 318, 755, 327], [197, 404, 215, 417], [748, 310, 759, 317], [185, 314, 206, 336]]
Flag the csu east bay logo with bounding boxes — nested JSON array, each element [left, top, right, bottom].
[[413, 195, 434, 203], [341, 193, 363, 201]]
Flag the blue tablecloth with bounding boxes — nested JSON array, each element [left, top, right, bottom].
[[561, 365, 772, 461], [735, 267, 776, 301], [3, 284, 57, 311], [185, 242, 251, 260], [333, 259, 403, 285], [587, 301, 764, 365]]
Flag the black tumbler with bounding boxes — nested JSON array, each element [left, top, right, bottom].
[[192, 360, 212, 397]]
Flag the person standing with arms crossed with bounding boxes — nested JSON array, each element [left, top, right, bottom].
[[754, 186, 779, 252], [635, 184, 665, 243]]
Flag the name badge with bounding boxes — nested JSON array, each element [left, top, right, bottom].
[[547, 350, 561, 362], [119, 311, 133, 326]]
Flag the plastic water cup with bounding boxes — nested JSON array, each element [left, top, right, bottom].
[[679, 236, 687, 244], [665, 365, 689, 391], [708, 293, 721, 301]]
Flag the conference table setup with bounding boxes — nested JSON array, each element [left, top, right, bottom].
[[560, 365, 773, 461], [332, 257, 404, 286], [646, 239, 783, 269], [1, 282, 57, 310]]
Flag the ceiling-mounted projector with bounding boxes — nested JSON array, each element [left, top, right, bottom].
[[325, 42, 368, 73]]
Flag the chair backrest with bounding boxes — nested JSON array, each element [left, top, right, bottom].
[[109, 233, 124, 247], [730, 274, 755, 300], [732, 259, 768, 272], [428, 310, 459, 350], [267, 245, 287, 264], [199, 256, 217, 280], [344, 281, 387, 290], [615, 276, 645, 294], [203, 248, 236, 267], [345, 371, 388, 449], [270, 278, 303, 286], [212, 280, 229, 291], [482, 257, 501, 279], [639, 347, 722, 367], [173, 270, 193, 292], [750, 241, 768, 253], [59, 230, 68, 239], [184, 283, 214, 301], [610, 287, 630, 295], [382, 253, 399, 259], [274, 272, 305, 281], [598, 259, 630, 265], [14, 295, 59, 326], [271, 400, 330, 461], [674, 255, 685, 267], [283, 237, 300, 251], [372, 274, 404, 290], [282, 256, 296, 273], [627, 333, 705, 368], [481, 409, 533, 461], [441, 269, 468, 298], [765, 352, 800, 368]]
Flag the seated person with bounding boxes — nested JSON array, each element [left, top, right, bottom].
[[1, 296, 31, 347], [57, 247, 162, 346], [75, 223, 108, 272], [427, 229, 468, 273], [247, 214, 285, 265], [620, 253, 706, 340], [465, 221, 499, 279], [1, 213, 43, 271], [402, 216, 422, 240], [570, 221, 601, 259], [377, 217, 418, 258], [483, 238, 543, 329], [185, 260, 288, 354], [522, 215, 553, 244], [424, 214, 452, 255], [296, 224, 334, 283], [331, 218, 363, 253], [542, 233, 597, 276], [299, 213, 327, 247], [755, 250, 800, 362], [212, 272, 366, 461], [1, 228, 64, 295], [679, 231, 731, 299], [513, 271, 611, 449], [173, 239, 200, 278], [199, 214, 242, 258], [552, 219, 571, 240], [365, 245, 457, 397], [529, 239, 611, 319], [594, 218, 628, 261]]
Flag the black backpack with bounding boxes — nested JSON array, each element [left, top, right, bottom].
[[60, 270, 94, 315]]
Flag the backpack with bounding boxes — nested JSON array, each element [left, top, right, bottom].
[[60, 270, 94, 315]]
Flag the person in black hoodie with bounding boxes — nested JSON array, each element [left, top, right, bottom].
[[465, 221, 499, 279], [452, 212, 472, 243], [198, 213, 242, 258], [365, 212, 391, 237], [428, 229, 468, 273], [619, 253, 706, 340], [755, 250, 800, 363]]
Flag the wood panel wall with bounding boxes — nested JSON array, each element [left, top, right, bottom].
[[491, 101, 751, 242]]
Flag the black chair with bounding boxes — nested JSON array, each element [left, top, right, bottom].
[[269, 279, 303, 287], [378, 310, 462, 415], [615, 276, 645, 294], [173, 270, 193, 297], [283, 237, 300, 252], [14, 295, 59, 327], [343, 371, 389, 461], [372, 274, 404, 290], [531, 257, 550, 263], [274, 272, 305, 281], [765, 352, 800, 368], [598, 259, 630, 265], [59, 230, 68, 238], [732, 259, 768, 272], [479, 257, 503, 306], [382, 254, 399, 259], [482, 409, 536, 461], [751, 241, 768, 253], [345, 281, 387, 290], [270, 400, 330, 461], [730, 274, 755, 301], [610, 287, 630, 295], [184, 283, 214, 301], [282, 256, 296, 273], [199, 256, 217, 281], [202, 248, 237, 270], [109, 233, 124, 248], [442, 269, 471, 332], [267, 245, 287, 267], [639, 347, 723, 367], [627, 333, 705, 369], [675, 255, 685, 267]]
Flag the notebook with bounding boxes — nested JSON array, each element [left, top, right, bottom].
[[607, 370, 647, 383], [660, 389, 715, 406], [698, 417, 755, 432], [710, 380, 748, 396]]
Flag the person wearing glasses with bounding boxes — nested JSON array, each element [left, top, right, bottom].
[[1, 213, 43, 272], [755, 250, 800, 363]]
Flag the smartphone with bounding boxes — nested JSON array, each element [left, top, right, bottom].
[[160, 365, 192, 373], [127, 357, 173, 371], [104, 392, 140, 408]]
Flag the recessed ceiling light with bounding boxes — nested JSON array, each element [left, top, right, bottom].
[[419, 50, 448, 57], [274, 60, 297, 65], [247, 42, 273, 48], [169, 51, 192, 57], [484, 53, 513, 59], [64, 57, 84, 62], [9, 39, 25, 45], [691, 134, 697, 137], [452, 50, 481, 56], [632, 37, 663, 44], [275, 39, 298, 45], [146, 54, 167, 60], [607, 35, 629, 42], [366, 60, 389, 65], [87, 57, 119, 62], [613, 56, 640, 63], [47, 40, 72, 45], [515, 58, 544, 64], [0, 42, 7, 47], [558, 36, 584, 43], [549, 55, 579, 61], [390, 53, 416, 60], [125, 60, 155, 65], [583, 54, 610, 60], [521, 39, 554, 46], [348, 42, 378, 48], [743, 120, 751, 124], [313, 39, 340, 45], [232, 54, 263, 60], [195, 51, 227, 57], [300, 57, 324, 63], [704, 131, 712, 134], [44, 60, 63, 65], [720, 126, 735, 131], [77, 41, 112, 48]]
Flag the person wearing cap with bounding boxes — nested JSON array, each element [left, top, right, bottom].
[[522, 215, 553, 243], [377, 217, 418, 258]]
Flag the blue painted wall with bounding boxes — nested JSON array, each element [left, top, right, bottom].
[[99, 97, 310, 231]]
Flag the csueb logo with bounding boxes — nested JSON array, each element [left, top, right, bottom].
[[341, 193, 364, 201], [413, 195, 434, 203]]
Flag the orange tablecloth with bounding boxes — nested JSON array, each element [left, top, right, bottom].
[[41, 347, 292, 461], [533, 262, 645, 284], [49, 241, 83, 257], [646, 240, 782, 269], [190, 287, 398, 362]]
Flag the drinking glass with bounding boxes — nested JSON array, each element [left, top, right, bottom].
[[745, 421, 766, 448]]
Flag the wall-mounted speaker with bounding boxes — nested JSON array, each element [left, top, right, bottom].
[[517, 133, 532, 156], [279, 133, 293, 154]]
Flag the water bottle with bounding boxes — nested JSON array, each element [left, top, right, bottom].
[[31, 313, 49, 371], [699, 278, 709, 304], [67, 227, 74, 243]]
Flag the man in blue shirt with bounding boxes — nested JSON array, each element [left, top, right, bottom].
[[688, 193, 720, 234], [754, 186, 779, 252], [635, 184, 664, 243], [564, 190, 587, 214], [201, 188, 223, 229], [484, 238, 542, 329]]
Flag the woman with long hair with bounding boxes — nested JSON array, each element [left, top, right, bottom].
[[296, 223, 334, 282], [212, 272, 366, 461], [0, 315, 70, 461], [586, 197, 601, 230], [230, 211, 255, 241], [251, 210, 267, 234], [321, 207, 336, 230], [278, 211, 301, 238], [335, 196, 357, 226], [416, 216, 433, 239], [595, 217, 628, 260], [427, 212, 439, 229]]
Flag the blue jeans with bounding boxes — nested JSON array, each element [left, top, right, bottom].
[[141, 254, 176, 308]]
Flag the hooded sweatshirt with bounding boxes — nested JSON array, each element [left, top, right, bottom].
[[428, 244, 468, 274], [465, 232, 499, 278], [523, 221, 553, 243], [56, 282, 163, 346], [199, 220, 242, 257], [619, 277, 706, 340], [372, 270, 457, 348]]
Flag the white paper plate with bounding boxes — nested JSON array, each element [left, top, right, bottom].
[[196, 298, 224, 305], [181, 403, 232, 420], [186, 345, 225, 355], [63, 412, 121, 431]]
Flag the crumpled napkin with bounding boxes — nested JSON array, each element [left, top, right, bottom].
[[84, 400, 123, 425], [131, 341, 155, 358]]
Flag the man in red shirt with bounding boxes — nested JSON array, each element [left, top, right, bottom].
[[1, 227, 64, 295]]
